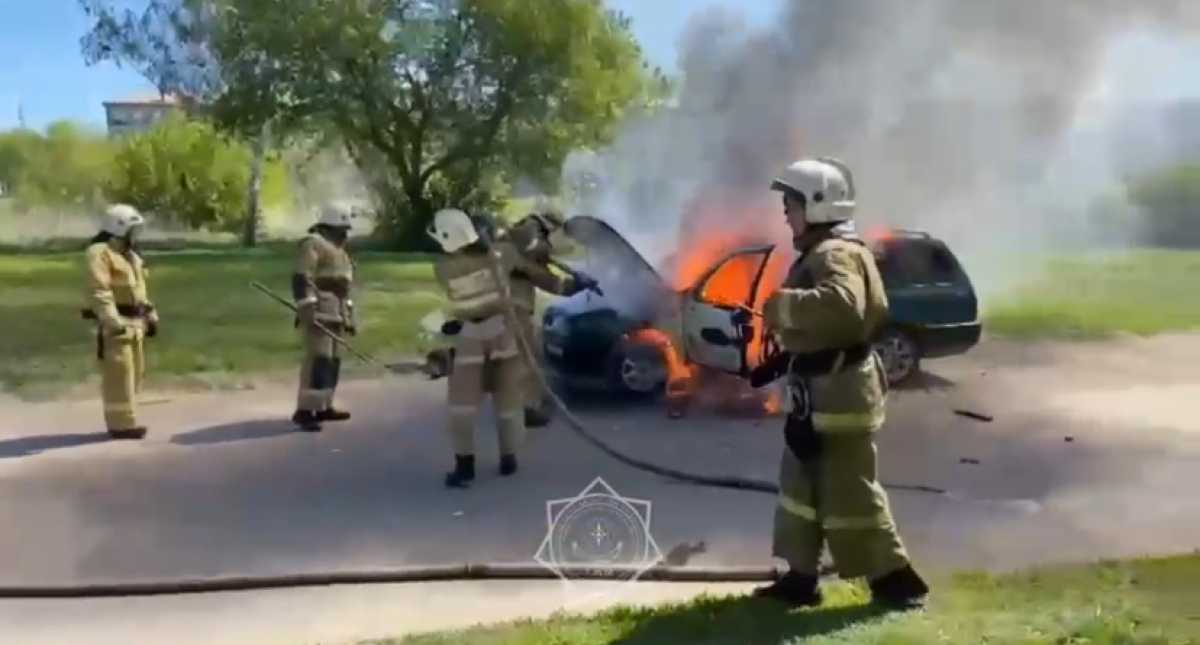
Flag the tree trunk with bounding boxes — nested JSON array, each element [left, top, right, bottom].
[[242, 122, 269, 248]]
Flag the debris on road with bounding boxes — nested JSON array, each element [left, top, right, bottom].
[[662, 541, 707, 566], [959, 458, 981, 465], [1065, 436, 1075, 443], [954, 409, 994, 423]]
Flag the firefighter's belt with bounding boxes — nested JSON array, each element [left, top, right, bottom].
[[117, 303, 154, 318], [80, 303, 154, 320], [787, 343, 871, 379]]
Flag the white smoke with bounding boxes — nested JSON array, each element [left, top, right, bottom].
[[570, 0, 1200, 299]]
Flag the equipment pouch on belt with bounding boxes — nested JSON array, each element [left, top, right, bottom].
[[460, 315, 506, 341], [783, 380, 820, 461]]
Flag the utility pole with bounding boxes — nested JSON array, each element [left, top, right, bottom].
[[17, 100, 26, 129]]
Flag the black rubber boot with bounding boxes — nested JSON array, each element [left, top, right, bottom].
[[291, 410, 322, 432], [752, 572, 822, 607], [445, 455, 476, 488], [317, 407, 351, 422], [869, 565, 929, 611], [108, 427, 147, 440], [524, 407, 551, 428], [499, 454, 518, 476]]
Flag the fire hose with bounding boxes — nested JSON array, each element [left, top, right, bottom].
[[473, 229, 946, 498], [0, 564, 792, 598]]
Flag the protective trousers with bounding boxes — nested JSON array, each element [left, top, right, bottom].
[[772, 431, 912, 581], [446, 350, 527, 457], [99, 325, 145, 431], [297, 323, 341, 412]]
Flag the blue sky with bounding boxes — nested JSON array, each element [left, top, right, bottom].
[[0, 0, 774, 132], [2, 1, 1200, 132]]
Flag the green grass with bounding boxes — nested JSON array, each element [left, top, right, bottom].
[[5, 245, 1200, 398], [984, 250, 1200, 339], [0, 245, 443, 399], [371, 554, 1200, 645]]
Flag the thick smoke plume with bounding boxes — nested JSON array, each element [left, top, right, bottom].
[[568, 0, 1200, 299]]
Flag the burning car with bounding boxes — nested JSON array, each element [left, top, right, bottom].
[[541, 216, 980, 411]]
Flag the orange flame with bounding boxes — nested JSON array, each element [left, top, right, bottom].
[[626, 327, 696, 417], [764, 385, 784, 416], [628, 200, 799, 419]]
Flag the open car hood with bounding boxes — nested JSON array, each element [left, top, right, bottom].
[[556, 216, 672, 321]]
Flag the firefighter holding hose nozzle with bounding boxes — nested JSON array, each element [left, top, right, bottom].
[[499, 210, 580, 428], [427, 208, 598, 488], [749, 157, 929, 610]]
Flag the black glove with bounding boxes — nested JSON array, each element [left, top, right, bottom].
[[731, 307, 753, 326], [569, 271, 601, 296], [146, 320, 159, 338], [441, 320, 463, 336], [749, 351, 790, 388], [345, 324, 357, 336], [425, 348, 455, 379]]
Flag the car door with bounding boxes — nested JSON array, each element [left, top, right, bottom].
[[680, 245, 775, 374]]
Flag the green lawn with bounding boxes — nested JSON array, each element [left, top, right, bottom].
[[3, 245, 1199, 398], [984, 250, 1200, 339], [374, 554, 1200, 645], [0, 243, 444, 399]]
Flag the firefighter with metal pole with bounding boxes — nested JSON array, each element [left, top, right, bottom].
[[291, 203, 357, 432], [751, 157, 929, 610]]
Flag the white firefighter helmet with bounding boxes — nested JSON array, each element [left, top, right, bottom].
[[101, 204, 146, 237], [317, 202, 355, 229], [427, 208, 479, 253], [770, 157, 856, 224]]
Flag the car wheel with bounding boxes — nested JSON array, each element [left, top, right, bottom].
[[873, 327, 921, 386], [608, 342, 668, 396]]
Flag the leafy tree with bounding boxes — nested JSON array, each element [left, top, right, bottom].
[[80, 0, 280, 246], [0, 129, 42, 197], [106, 113, 289, 232], [1126, 162, 1200, 248], [210, 0, 659, 248], [0, 122, 116, 209]]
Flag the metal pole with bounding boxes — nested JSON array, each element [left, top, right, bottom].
[[249, 281, 379, 365]]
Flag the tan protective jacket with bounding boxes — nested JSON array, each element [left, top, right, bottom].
[[434, 240, 575, 361], [293, 233, 355, 327], [763, 233, 890, 433], [84, 240, 153, 332]]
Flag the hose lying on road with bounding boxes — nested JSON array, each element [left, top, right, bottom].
[[476, 230, 946, 498], [0, 564, 786, 599]]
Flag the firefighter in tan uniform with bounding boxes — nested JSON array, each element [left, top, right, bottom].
[[83, 204, 158, 440], [501, 211, 573, 428], [752, 158, 929, 610], [428, 209, 596, 487], [291, 204, 357, 432]]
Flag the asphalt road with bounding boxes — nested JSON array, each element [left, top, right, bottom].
[[2, 334, 1199, 643]]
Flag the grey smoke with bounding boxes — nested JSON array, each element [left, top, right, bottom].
[[570, 0, 1200, 297]]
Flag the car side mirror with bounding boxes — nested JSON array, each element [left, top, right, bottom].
[[701, 327, 735, 346]]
